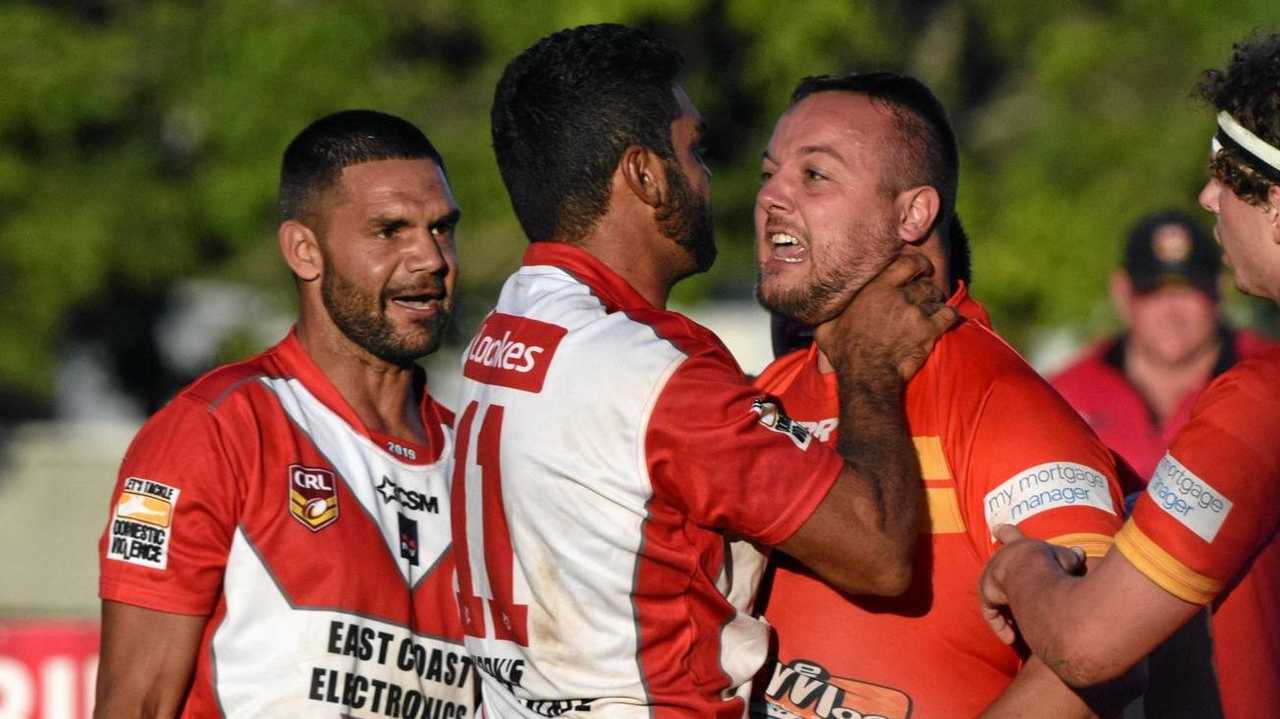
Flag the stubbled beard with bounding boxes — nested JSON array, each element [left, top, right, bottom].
[[320, 263, 449, 367], [657, 161, 716, 274], [756, 271, 851, 327], [756, 215, 899, 327]]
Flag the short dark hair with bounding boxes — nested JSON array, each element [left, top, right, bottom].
[[947, 213, 972, 287], [279, 109, 445, 222], [790, 72, 959, 231], [491, 23, 685, 243], [1199, 33, 1280, 205]]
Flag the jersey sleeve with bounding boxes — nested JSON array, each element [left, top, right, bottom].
[[644, 352, 844, 547], [1116, 359, 1280, 604], [98, 395, 239, 615], [966, 372, 1125, 560]]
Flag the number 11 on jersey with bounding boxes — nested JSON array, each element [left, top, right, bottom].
[[450, 400, 530, 646]]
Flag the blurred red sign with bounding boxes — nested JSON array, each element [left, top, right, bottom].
[[0, 621, 98, 719]]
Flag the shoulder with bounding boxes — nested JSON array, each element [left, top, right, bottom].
[[621, 307, 738, 366], [140, 349, 283, 438], [754, 348, 810, 395], [925, 318, 1043, 391], [1232, 328, 1279, 359], [1200, 347, 1280, 411]]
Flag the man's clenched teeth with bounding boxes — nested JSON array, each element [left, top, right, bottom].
[[770, 233, 806, 263]]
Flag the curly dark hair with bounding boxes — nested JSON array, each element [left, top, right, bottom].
[[1198, 32, 1280, 205], [491, 24, 685, 243]]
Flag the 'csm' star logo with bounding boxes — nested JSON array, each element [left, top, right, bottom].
[[374, 477, 440, 514]]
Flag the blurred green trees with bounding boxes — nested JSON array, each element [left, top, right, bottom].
[[1, 0, 1274, 412]]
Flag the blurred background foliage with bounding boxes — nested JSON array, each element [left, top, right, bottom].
[[1, 0, 1276, 417]]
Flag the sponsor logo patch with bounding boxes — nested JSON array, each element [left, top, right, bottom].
[[376, 476, 439, 514], [797, 417, 839, 443], [398, 513, 419, 566], [463, 313, 567, 393], [761, 658, 911, 719], [751, 399, 812, 450], [289, 464, 339, 531], [1147, 452, 1233, 542], [107, 477, 180, 569], [984, 461, 1116, 535]]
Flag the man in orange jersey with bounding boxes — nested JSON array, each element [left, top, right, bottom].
[[750, 72, 1132, 718], [980, 33, 1280, 719]]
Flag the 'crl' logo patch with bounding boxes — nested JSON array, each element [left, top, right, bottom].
[[288, 464, 339, 531]]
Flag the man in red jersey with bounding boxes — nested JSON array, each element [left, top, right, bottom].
[[1051, 209, 1272, 492], [94, 111, 478, 717], [751, 72, 1132, 719], [980, 33, 1280, 719]]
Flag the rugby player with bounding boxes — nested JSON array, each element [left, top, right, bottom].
[[980, 33, 1280, 719], [449, 24, 955, 717], [95, 111, 478, 717], [749, 72, 1131, 719]]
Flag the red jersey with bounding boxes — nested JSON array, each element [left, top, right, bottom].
[[1115, 346, 1280, 719], [98, 332, 477, 717], [1051, 328, 1273, 489], [754, 286, 1127, 719]]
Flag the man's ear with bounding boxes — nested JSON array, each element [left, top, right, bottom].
[[895, 185, 941, 245], [278, 219, 322, 282], [1110, 271, 1134, 321], [619, 145, 668, 209]]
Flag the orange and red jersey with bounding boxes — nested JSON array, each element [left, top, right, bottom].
[[1116, 346, 1280, 718], [754, 285, 1127, 719]]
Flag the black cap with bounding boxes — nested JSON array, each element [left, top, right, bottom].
[[1123, 210, 1221, 297]]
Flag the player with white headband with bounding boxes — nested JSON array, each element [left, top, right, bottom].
[[978, 32, 1280, 719]]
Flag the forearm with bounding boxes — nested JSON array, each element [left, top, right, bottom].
[[979, 656, 1097, 719], [832, 362, 919, 560]]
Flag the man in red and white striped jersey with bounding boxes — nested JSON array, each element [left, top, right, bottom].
[[95, 110, 478, 717], [451, 23, 957, 718]]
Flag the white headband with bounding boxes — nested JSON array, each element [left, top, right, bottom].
[[1212, 111, 1280, 180]]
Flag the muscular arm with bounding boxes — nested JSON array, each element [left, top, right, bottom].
[[777, 253, 955, 596], [980, 526, 1200, 688], [979, 558, 1146, 718], [776, 367, 919, 596], [94, 600, 207, 718]]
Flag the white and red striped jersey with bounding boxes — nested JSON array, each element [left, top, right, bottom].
[[450, 243, 843, 718], [99, 332, 478, 718]]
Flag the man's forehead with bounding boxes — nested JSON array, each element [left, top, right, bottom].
[[768, 92, 890, 155], [333, 158, 455, 209], [672, 84, 703, 126]]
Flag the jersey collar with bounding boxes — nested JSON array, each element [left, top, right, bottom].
[[522, 242, 656, 313], [271, 329, 446, 464]]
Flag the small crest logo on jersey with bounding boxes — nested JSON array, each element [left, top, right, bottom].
[[288, 464, 339, 531], [107, 477, 180, 570], [751, 398, 812, 449], [463, 312, 568, 393], [398, 513, 419, 566]]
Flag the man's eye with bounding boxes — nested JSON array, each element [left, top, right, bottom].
[[760, 170, 774, 182], [805, 169, 827, 181]]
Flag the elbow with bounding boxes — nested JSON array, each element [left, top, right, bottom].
[[1049, 627, 1134, 688], [828, 552, 913, 597], [866, 554, 913, 596]]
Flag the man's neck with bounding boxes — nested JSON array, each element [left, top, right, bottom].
[[1124, 337, 1222, 424], [571, 221, 687, 310], [295, 317, 426, 443]]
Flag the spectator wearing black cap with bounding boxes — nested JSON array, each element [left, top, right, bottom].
[[1050, 209, 1274, 496]]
